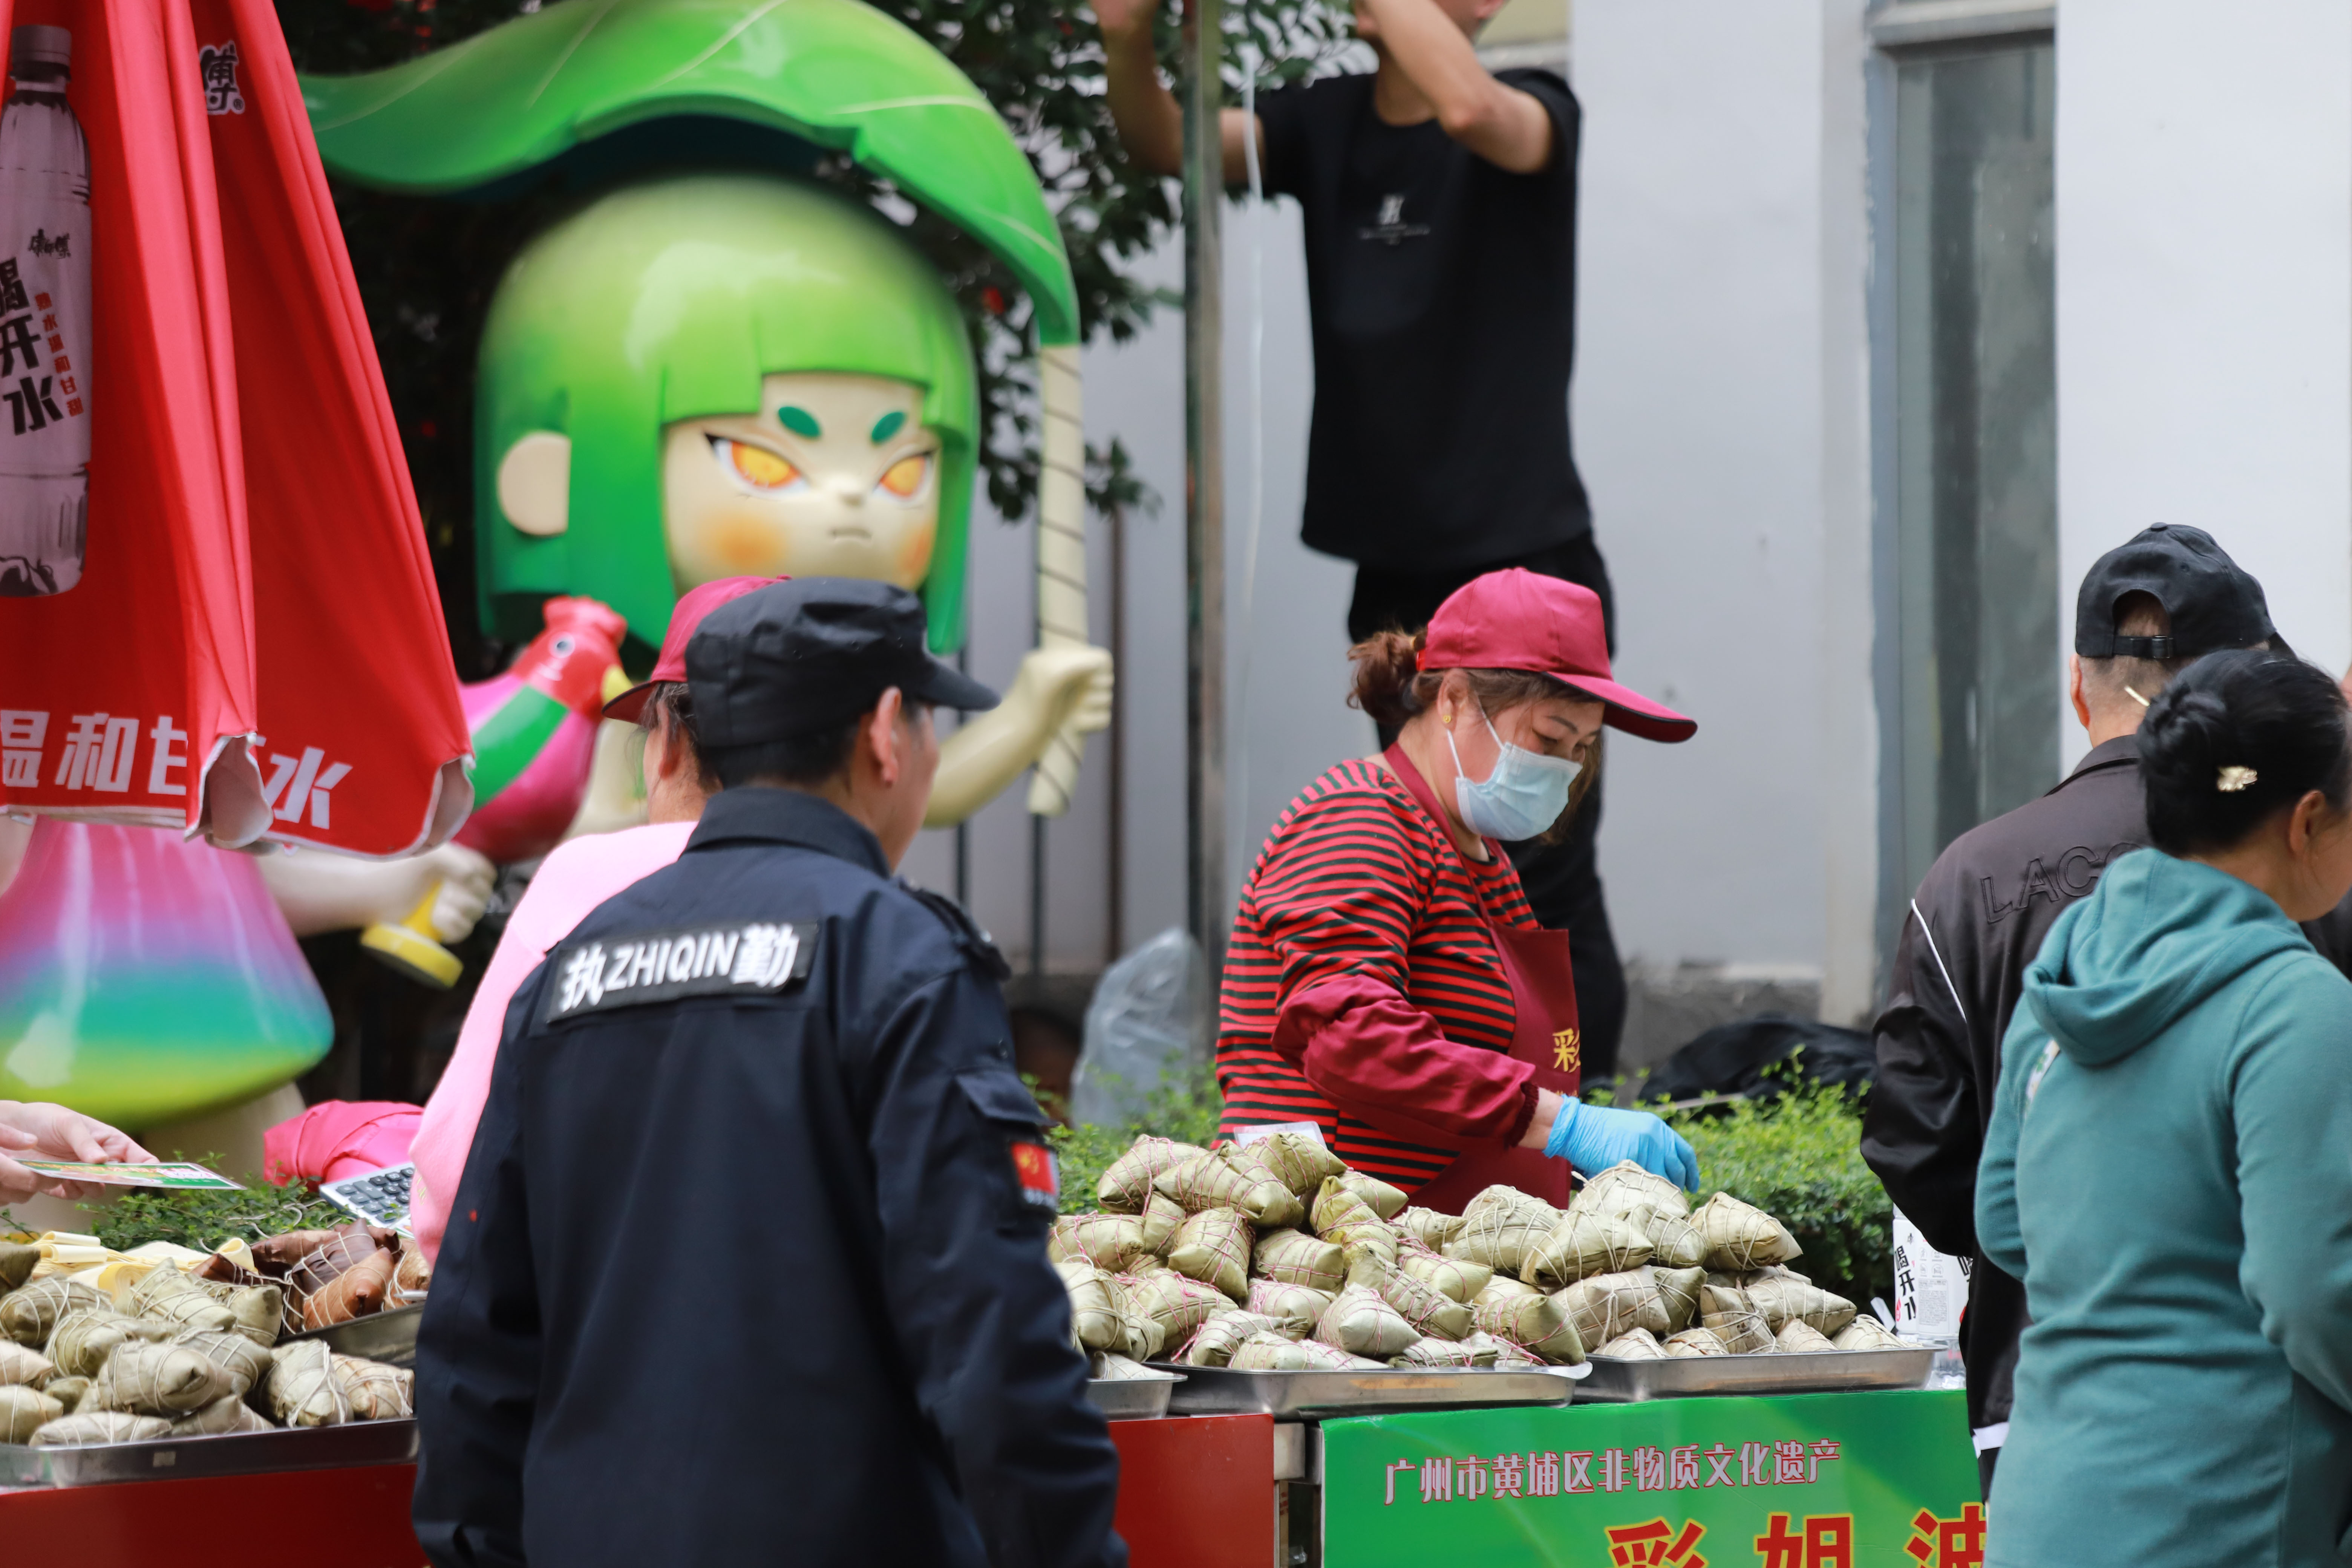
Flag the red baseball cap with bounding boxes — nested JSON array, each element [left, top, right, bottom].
[[1420, 568, 1696, 743], [602, 576, 787, 724]]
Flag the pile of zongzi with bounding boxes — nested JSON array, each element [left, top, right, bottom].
[[0, 1224, 422, 1447], [1057, 1137, 1903, 1375]]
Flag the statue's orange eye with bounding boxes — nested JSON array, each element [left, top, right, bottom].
[[877, 453, 931, 499], [724, 440, 802, 491]]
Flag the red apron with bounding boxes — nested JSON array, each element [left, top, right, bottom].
[[1382, 745, 1583, 1214]]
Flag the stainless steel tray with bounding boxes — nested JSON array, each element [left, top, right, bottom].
[[0, 1419, 417, 1489], [1576, 1348, 1934, 1403], [1087, 1370, 1184, 1421], [1152, 1363, 1576, 1418], [292, 1302, 424, 1367]]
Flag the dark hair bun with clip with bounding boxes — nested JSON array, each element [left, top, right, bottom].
[[2139, 649, 2351, 855]]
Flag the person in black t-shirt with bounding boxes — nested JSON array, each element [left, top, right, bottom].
[[1099, 0, 1629, 1076]]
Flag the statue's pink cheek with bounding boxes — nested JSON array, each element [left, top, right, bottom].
[[898, 523, 936, 583]]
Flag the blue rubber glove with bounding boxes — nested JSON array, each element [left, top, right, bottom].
[[1543, 1097, 1700, 1191]]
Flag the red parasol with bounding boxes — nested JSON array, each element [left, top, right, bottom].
[[0, 0, 468, 854]]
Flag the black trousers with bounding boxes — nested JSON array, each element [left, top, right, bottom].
[[1345, 532, 1629, 1082]]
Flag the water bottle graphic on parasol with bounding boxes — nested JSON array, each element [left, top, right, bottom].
[[0, 24, 87, 598]]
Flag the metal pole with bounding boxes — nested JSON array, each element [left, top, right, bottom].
[[1181, 0, 1227, 971], [1107, 499, 1127, 964], [954, 632, 971, 910]]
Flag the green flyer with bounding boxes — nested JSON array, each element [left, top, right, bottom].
[[1320, 1390, 1982, 1567]]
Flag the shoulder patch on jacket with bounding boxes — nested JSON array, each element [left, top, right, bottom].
[[905, 885, 1012, 982], [542, 921, 818, 1023]]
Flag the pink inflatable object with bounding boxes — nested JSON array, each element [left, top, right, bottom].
[[263, 1099, 422, 1185]]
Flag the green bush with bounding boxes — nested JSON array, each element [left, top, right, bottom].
[[1665, 1088, 1893, 1311]]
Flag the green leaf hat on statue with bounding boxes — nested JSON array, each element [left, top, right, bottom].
[[303, 0, 1112, 828]]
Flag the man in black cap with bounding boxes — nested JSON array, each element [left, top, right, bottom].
[[1863, 523, 2352, 1494], [412, 578, 1126, 1568]]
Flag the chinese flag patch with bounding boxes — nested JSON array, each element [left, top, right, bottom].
[[1010, 1140, 1060, 1213]]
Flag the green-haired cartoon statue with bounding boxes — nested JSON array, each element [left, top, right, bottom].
[[305, 0, 1111, 827]]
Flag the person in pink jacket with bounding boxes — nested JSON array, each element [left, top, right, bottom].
[[407, 577, 776, 1257]]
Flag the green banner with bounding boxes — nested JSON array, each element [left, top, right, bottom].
[[1320, 1389, 1981, 1568]]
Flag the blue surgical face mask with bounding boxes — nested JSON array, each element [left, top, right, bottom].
[[1447, 703, 1582, 842]]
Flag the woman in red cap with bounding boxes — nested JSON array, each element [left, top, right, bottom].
[[1216, 568, 1699, 1209], [406, 575, 779, 1257]]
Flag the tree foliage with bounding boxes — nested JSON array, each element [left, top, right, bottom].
[[275, 0, 1348, 673]]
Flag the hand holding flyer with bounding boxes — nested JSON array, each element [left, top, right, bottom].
[[0, 1097, 156, 1200]]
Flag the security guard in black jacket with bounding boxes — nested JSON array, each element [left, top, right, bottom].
[[413, 577, 1126, 1568], [1864, 525, 2352, 1495]]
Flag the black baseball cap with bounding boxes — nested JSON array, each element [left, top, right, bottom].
[[2074, 524, 2275, 660], [685, 577, 998, 748]]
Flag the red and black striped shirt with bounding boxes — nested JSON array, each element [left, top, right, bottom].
[[1215, 756, 1536, 1187]]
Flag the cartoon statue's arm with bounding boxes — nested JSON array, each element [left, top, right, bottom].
[[923, 643, 1113, 827]]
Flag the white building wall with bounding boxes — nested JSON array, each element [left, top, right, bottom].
[[2055, 0, 2352, 770], [1573, 0, 1874, 1008]]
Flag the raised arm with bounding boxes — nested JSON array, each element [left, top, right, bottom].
[[1094, 0, 1263, 183], [1356, 0, 1555, 173]]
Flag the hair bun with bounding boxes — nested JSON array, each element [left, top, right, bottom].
[[2139, 650, 2351, 856]]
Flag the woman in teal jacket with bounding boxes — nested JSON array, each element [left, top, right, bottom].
[[1979, 649, 2352, 1568]]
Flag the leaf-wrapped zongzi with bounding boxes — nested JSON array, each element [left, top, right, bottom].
[[173, 1330, 272, 1400], [46, 1310, 175, 1378], [1244, 1131, 1346, 1197], [1166, 1207, 1254, 1301], [168, 1393, 274, 1436], [0, 1337, 54, 1387], [1743, 1276, 1856, 1336], [87, 1341, 233, 1417], [265, 1341, 352, 1428], [1154, 1150, 1304, 1228], [1314, 1284, 1421, 1358], [1136, 1191, 1187, 1255], [1252, 1229, 1346, 1293], [31, 1410, 172, 1446], [1831, 1316, 1906, 1351], [1050, 1213, 1149, 1274], [1444, 1197, 1558, 1277], [1182, 1311, 1301, 1367], [1623, 1204, 1708, 1270], [1243, 1279, 1334, 1335], [1774, 1320, 1836, 1354], [0, 1278, 103, 1347], [1097, 1136, 1208, 1213], [1395, 1207, 1465, 1251], [1595, 1327, 1668, 1359], [1468, 1292, 1586, 1365], [1344, 1245, 1470, 1341], [1230, 1332, 1380, 1371], [1689, 1192, 1802, 1271], [1553, 1269, 1671, 1347], [1389, 1337, 1482, 1368], [1333, 1172, 1409, 1222], [332, 1354, 415, 1421], [1121, 1268, 1231, 1344], [1576, 1160, 1688, 1220], [1522, 1210, 1652, 1288], [1397, 1236, 1492, 1304], [0, 1384, 61, 1441]]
